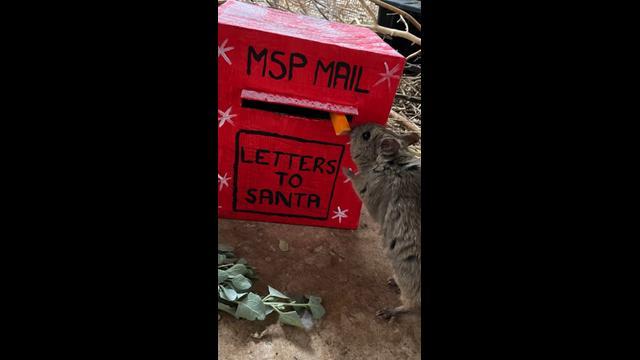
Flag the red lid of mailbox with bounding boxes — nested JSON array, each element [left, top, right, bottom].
[[218, 1, 402, 56], [218, 0, 405, 127]]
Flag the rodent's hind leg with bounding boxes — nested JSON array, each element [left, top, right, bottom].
[[376, 305, 411, 320]]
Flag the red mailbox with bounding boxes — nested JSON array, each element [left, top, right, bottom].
[[217, 0, 405, 229]]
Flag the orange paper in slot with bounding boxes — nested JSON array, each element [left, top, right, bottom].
[[330, 113, 351, 136]]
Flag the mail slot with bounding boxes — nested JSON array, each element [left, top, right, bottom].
[[217, 0, 405, 229]]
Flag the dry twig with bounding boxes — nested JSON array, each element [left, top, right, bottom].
[[356, 0, 421, 46], [390, 110, 421, 134], [367, 0, 421, 31], [406, 49, 421, 60]]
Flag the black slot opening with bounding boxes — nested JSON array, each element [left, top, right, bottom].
[[241, 99, 354, 122]]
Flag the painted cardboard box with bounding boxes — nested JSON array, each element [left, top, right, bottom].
[[217, 0, 405, 229]]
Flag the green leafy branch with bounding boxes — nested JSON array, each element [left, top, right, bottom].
[[218, 244, 325, 328]]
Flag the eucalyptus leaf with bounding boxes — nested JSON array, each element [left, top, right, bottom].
[[218, 302, 237, 318], [307, 296, 325, 319], [265, 307, 274, 316], [244, 268, 257, 279], [218, 270, 228, 285], [223, 257, 237, 264], [308, 302, 325, 319], [226, 264, 247, 277], [278, 311, 304, 328], [218, 287, 231, 302], [221, 286, 239, 301], [267, 286, 290, 300], [235, 293, 267, 321], [294, 306, 306, 316], [231, 274, 252, 291], [217, 245, 326, 327]]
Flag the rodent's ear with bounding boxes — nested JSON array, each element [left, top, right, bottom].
[[402, 133, 420, 146], [380, 138, 400, 156]]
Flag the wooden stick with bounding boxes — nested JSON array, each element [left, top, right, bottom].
[[359, 24, 421, 46], [395, 93, 421, 103], [406, 49, 422, 60], [390, 110, 421, 135], [367, 0, 421, 31], [357, 0, 421, 46], [357, 0, 378, 21], [396, 12, 409, 32], [311, 0, 330, 20]]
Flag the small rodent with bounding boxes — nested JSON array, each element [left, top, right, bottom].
[[343, 123, 421, 320]]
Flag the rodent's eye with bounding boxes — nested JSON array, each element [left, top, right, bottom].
[[362, 131, 371, 141]]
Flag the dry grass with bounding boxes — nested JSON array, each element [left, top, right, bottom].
[[221, 0, 422, 155]]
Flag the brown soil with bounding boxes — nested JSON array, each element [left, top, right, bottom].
[[218, 209, 421, 360]]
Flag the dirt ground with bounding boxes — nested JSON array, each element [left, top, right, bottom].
[[218, 209, 421, 360]]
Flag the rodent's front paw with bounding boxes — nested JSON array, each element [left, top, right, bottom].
[[342, 167, 354, 178]]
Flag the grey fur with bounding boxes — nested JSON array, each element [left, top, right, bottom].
[[343, 123, 421, 320]]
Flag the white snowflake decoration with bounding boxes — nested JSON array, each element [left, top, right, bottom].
[[218, 38, 234, 65], [373, 62, 402, 90], [218, 172, 231, 191], [218, 107, 237, 128], [331, 206, 349, 223]]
